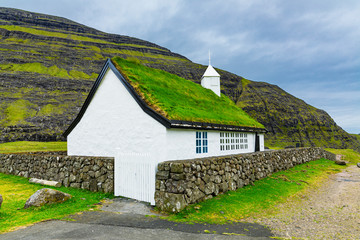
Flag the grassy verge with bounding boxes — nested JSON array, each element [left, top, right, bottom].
[[164, 158, 346, 224], [0, 141, 67, 153], [325, 148, 360, 164], [0, 173, 113, 233]]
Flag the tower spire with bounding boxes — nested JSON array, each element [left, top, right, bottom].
[[208, 50, 211, 66]]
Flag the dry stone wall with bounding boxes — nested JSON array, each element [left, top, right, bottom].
[[155, 147, 336, 212], [0, 153, 114, 193]]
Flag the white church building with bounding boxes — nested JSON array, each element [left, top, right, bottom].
[[64, 57, 266, 160], [64, 57, 266, 203]]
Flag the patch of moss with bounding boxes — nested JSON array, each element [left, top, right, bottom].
[[0, 63, 97, 79], [241, 78, 251, 88], [37, 104, 65, 116], [0, 25, 111, 44], [69, 70, 95, 79], [0, 99, 37, 126]]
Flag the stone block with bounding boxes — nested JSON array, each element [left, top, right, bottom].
[[83, 165, 90, 173], [63, 177, 69, 187], [228, 180, 237, 191], [219, 182, 228, 193], [214, 175, 222, 184], [204, 182, 215, 195], [29, 178, 61, 187], [185, 187, 205, 204], [165, 180, 185, 194], [69, 174, 76, 183], [95, 171, 102, 178], [24, 188, 71, 209], [335, 160, 346, 165], [103, 180, 114, 193], [155, 180, 161, 190], [157, 163, 165, 171], [89, 179, 98, 192], [170, 162, 184, 173], [156, 170, 169, 180], [70, 183, 80, 188], [202, 175, 210, 183], [155, 191, 187, 213], [88, 171, 95, 178], [81, 181, 90, 190], [170, 173, 185, 180]]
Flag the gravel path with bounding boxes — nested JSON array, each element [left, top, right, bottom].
[[252, 165, 360, 239]]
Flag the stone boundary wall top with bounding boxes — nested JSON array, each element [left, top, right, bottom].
[[0, 153, 114, 193], [155, 147, 336, 212]]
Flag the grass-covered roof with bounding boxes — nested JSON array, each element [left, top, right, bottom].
[[111, 57, 264, 129]]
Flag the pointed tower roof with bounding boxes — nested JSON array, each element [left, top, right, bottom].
[[202, 50, 220, 77], [202, 64, 220, 77]]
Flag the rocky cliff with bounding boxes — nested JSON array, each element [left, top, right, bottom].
[[0, 7, 359, 150]]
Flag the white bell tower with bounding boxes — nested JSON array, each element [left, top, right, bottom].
[[201, 51, 221, 96]]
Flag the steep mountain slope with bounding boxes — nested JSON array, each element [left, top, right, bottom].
[[237, 80, 358, 150], [0, 7, 359, 150]]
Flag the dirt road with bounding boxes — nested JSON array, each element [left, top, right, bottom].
[[255, 165, 360, 239]]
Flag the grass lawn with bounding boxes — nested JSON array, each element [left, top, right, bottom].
[[0, 141, 67, 154], [164, 154, 357, 224], [0, 173, 113, 233]]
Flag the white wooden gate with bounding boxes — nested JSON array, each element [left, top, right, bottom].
[[114, 152, 156, 205]]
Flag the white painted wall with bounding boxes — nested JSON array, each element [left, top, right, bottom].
[[259, 133, 265, 151], [201, 76, 221, 96], [166, 128, 258, 161], [67, 68, 166, 159]]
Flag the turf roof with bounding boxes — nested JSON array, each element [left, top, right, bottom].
[[111, 57, 264, 129]]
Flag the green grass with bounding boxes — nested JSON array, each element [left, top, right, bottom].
[[165, 158, 345, 224], [0, 63, 95, 79], [325, 148, 360, 164], [0, 141, 67, 153], [111, 57, 264, 129], [0, 25, 111, 45], [0, 99, 37, 126], [0, 173, 113, 233], [0, 25, 168, 52], [350, 134, 360, 142], [37, 104, 68, 117]]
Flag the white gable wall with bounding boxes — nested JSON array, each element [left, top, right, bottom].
[[67, 68, 166, 159]]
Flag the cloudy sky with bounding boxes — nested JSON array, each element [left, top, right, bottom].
[[2, 0, 360, 134]]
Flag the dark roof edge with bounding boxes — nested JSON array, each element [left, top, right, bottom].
[[64, 59, 267, 137], [63, 59, 111, 137]]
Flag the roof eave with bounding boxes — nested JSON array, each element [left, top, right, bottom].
[[170, 120, 267, 133]]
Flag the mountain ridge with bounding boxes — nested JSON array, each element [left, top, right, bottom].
[[0, 7, 359, 151]]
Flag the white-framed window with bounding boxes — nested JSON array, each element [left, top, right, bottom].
[[220, 132, 248, 151], [196, 131, 208, 154]]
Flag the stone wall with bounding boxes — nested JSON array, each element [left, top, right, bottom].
[[155, 147, 336, 212], [0, 153, 114, 193]]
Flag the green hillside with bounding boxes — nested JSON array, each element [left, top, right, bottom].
[[0, 7, 359, 151]]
